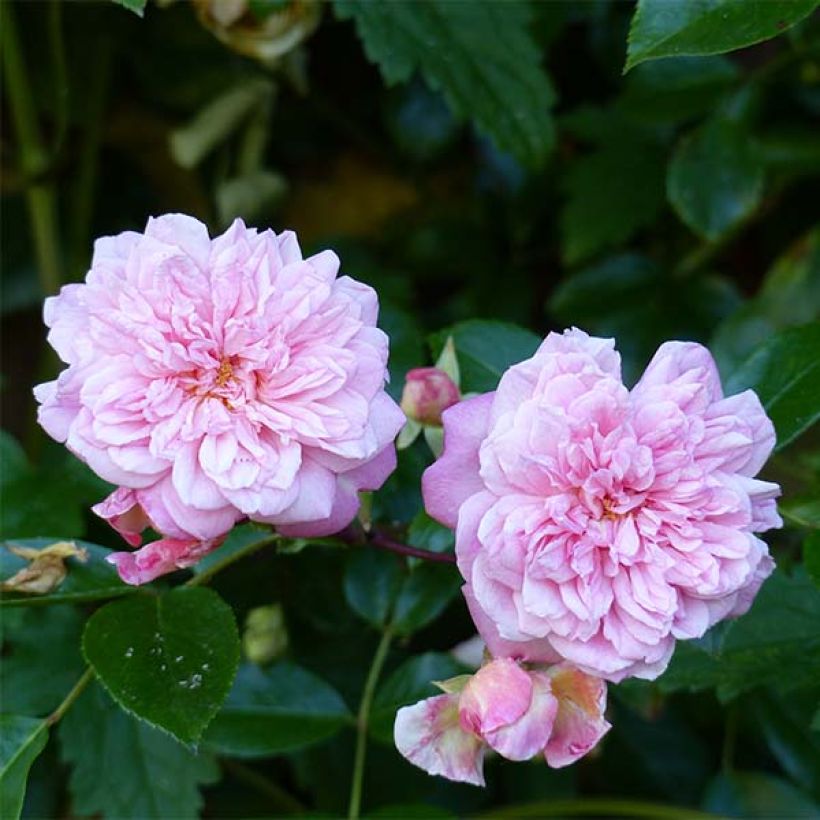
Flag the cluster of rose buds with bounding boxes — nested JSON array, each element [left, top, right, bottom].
[[395, 658, 610, 786], [35, 216, 781, 787]]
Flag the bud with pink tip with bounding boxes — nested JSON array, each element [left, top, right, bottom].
[[400, 367, 461, 427]]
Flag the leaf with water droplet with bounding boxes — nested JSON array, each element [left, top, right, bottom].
[[82, 587, 240, 745]]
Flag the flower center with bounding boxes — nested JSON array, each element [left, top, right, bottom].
[[214, 357, 235, 388], [601, 498, 618, 521]]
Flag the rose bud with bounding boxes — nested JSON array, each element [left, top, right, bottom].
[[400, 367, 460, 427]]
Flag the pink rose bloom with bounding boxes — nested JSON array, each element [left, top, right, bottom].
[[394, 657, 609, 785], [35, 214, 404, 584], [400, 367, 460, 426], [423, 329, 781, 682]]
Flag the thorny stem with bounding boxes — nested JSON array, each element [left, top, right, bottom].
[[348, 627, 393, 820]]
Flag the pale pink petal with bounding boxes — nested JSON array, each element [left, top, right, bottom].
[[394, 695, 485, 786], [92, 487, 150, 547], [422, 393, 494, 529], [107, 536, 223, 585]]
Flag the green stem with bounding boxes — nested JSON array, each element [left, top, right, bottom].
[[46, 667, 94, 727], [1, 1, 63, 293], [479, 798, 719, 819], [186, 535, 280, 588], [348, 627, 393, 820]]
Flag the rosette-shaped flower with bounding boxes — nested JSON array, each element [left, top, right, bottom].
[[35, 215, 404, 584], [423, 329, 781, 682], [394, 657, 609, 785]]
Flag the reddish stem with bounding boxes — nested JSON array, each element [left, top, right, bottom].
[[338, 524, 457, 565]]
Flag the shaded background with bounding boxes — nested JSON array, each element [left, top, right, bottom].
[[2, 1, 819, 818]]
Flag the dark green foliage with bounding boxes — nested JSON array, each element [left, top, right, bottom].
[[2, 0, 819, 816]]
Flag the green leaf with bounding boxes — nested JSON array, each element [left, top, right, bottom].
[[0, 716, 48, 820], [392, 563, 461, 636], [1, 538, 132, 607], [0, 443, 112, 541], [667, 117, 765, 240], [203, 662, 351, 757], [549, 254, 740, 384], [371, 652, 466, 743], [712, 228, 820, 374], [783, 497, 820, 530], [625, 0, 820, 71], [192, 523, 276, 578], [805, 532, 820, 588], [725, 321, 820, 450], [82, 587, 240, 744], [751, 689, 820, 797], [343, 549, 403, 628], [335, 0, 556, 168], [1, 606, 85, 716], [659, 570, 820, 700], [702, 771, 819, 817], [59, 682, 218, 819], [428, 320, 541, 394], [620, 56, 740, 124], [407, 511, 455, 557], [111, 0, 147, 16], [562, 133, 667, 264]]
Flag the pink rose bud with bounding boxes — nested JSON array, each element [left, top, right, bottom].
[[400, 367, 460, 426], [458, 658, 558, 762], [35, 215, 405, 584]]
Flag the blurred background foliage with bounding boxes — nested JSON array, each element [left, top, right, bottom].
[[1, 0, 819, 817]]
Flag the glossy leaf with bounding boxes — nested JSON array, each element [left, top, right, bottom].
[[562, 135, 667, 263], [82, 587, 240, 744], [660, 570, 820, 700], [343, 549, 403, 628], [370, 652, 466, 743], [1, 538, 132, 607], [203, 662, 351, 757], [626, 0, 820, 71], [0, 716, 48, 820], [725, 321, 820, 450], [620, 56, 739, 124], [392, 563, 462, 636], [1, 606, 85, 716], [751, 690, 820, 796], [428, 320, 541, 394], [668, 118, 765, 240], [407, 512, 455, 557], [335, 0, 556, 168], [111, 0, 147, 16], [59, 682, 218, 819], [712, 228, 820, 374], [550, 254, 740, 384], [783, 497, 820, 531]]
